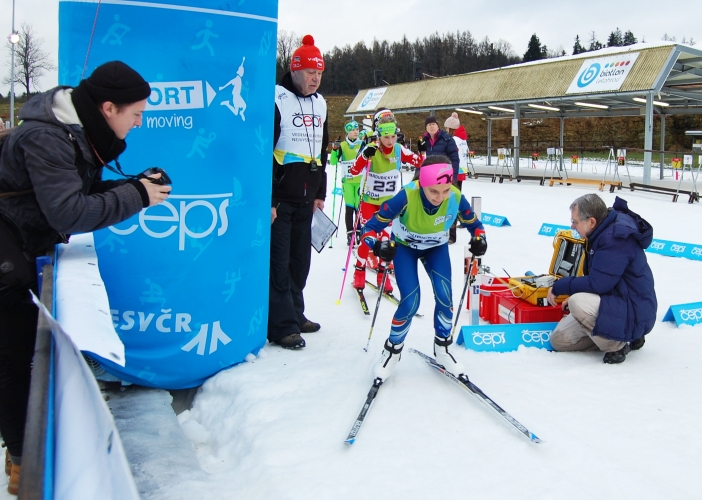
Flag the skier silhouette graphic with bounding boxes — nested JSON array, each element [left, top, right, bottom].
[[101, 15, 130, 45], [219, 57, 247, 121]]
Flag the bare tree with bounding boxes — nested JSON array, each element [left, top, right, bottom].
[[3, 23, 56, 95], [276, 30, 301, 80]]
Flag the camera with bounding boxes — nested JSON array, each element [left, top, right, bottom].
[[138, 167, 172, 185]]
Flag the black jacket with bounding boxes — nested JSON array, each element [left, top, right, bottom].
[[272, 72, 328, 207], [423, 129, 460, 178], [0, 87, 146, 257]]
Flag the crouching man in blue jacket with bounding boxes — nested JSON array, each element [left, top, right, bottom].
[[546, 194, 657, 364]]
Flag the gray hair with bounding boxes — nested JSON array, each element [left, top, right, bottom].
[[570, 194, 608, 224]]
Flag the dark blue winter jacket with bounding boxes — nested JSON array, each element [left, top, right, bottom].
[[552, 197, 657, 342], [423, 130, 460, 179]]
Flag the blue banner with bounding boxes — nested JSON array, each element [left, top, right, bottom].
[[457, 323, 558, 352], [645, 239, 702, 261], [481, 213, 511, 227], [538, 223, 580, 239], [663, 301, 702, 327], [59, 0, 278, 388]]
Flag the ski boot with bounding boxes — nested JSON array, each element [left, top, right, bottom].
[[377, 266, 393, 294], [353, 265, 366, 290], [373, 339, 404, 381], [434, 335, 466, 377]]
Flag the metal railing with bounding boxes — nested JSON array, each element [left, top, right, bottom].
[[19, 259, 55, 500]]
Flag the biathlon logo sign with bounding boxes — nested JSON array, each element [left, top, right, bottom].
[[566, 53, 640, 94], [356, 87, 388, 112]]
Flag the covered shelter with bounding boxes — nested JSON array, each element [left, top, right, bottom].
[[345, 42, 702, 185]]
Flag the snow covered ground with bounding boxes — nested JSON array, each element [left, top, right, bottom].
[[2, 164, 701, 499], [175, 168, 702, 499]]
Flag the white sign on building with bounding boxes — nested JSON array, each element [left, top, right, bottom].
[[355, 87, 388, 112], [566, 52, 640, 94]]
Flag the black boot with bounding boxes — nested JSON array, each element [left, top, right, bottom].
[[630, 336, 645, 351], [346, 231, 354, 246], [300, 319, 321, 333], [603, 344, 631, 364], [273, 333, 306, 349]]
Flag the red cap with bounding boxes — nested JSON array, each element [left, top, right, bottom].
[[291, 35, 325, 71]]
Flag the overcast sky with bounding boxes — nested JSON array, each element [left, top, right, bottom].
[[1, 0, 701, 95]]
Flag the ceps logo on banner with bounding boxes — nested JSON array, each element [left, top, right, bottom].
[[109, 193, 231, 251], [566, 52, 640, 94]]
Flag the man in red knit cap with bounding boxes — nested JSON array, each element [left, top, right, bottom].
[[269, 35, 329, 349]]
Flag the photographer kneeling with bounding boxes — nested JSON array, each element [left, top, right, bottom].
[[546, 194, 656, 365], [0, 61, 171, 495]]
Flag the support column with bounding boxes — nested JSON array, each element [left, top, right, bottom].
[[487, 119, 492, 166], [659, 114, 666, 180], [643, 93, 654, 185], [559, 117, 565, 170], [513, 104, 520, 177]]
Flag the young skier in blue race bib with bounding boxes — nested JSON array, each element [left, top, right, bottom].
[[360, 155, 487, 381]]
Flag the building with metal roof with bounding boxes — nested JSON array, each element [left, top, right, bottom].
[[346, 42, 702, 184]]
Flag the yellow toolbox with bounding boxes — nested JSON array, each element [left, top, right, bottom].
[[509, 230, 586, 306]]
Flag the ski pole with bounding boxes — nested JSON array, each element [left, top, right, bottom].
[[451, 255, 477, 337], [336, 166, 369, 305], [364, 258, 392, 352], [329, 161, 339, 248]]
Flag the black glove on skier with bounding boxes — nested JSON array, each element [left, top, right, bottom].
[[469, 233, 487, 257], [362, 144, 378, 160], [373, 240, 397, 262], [417, 137, 427, 152]]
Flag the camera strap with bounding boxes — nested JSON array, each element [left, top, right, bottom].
[[86, 136, 137, 180]]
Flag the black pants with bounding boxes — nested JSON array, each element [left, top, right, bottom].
[[0, 282, 38, 460], [345, 207, 357, 233], [268, 202, 313, 342]]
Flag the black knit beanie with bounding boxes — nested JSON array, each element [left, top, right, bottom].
[[425, 115, 438, 127], [83, 61, 151, 104]]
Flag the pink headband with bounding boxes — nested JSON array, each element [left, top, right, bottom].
[[419, 163, 453, 186]]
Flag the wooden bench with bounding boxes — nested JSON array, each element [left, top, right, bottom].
[[549, 178, 622, 193], [629, 183, 700, 203]]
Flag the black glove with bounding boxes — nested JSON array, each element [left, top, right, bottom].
[[417, 137, 427, 153], [362, 144, 378, 160], [469, 233, 487, 257], [373, 240, 397, 262]]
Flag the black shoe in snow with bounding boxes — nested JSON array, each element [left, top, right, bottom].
[[630, 336, 645, 351], [274, 333, 306, 349], [603, 344, 631, 364], [300, 320, 321, 333]]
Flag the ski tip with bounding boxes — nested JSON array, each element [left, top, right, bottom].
[[344, 438, 355, 446]]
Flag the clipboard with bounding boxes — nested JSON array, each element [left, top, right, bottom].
[[311, 208, 338, 253]]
